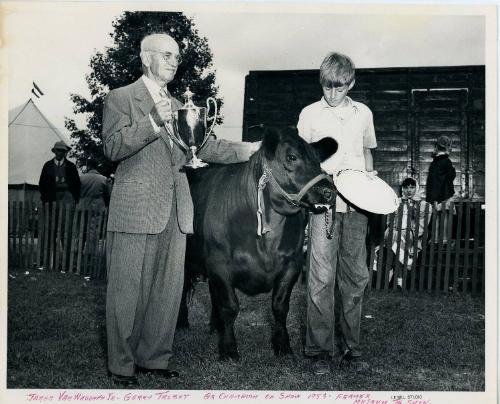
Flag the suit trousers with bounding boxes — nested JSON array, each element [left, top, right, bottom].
[[305, 210, 369, 358], [106, 201, 186, 376]]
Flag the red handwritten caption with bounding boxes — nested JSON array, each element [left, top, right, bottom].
[[26, 391, 191, 402], [25, 391, 429, 404]]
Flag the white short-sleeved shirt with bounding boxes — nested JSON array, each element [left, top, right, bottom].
[[297, 96, 377, 212]]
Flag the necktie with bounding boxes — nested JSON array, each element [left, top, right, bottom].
[[159, 88, 173, 148]]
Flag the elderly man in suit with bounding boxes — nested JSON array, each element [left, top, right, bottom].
[[102, 32, 259, 387]]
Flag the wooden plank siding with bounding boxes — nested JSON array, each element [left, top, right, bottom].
[[242, 66, 485, 202]]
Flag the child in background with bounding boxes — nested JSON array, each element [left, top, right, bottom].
[[373, 177, 431, 289], [425, 135, 456, 243]]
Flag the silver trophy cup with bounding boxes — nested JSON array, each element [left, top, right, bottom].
[[165, 87, 217, 169]]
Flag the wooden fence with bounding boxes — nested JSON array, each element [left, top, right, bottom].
[[366, 200, 485, 295], [8, 202, 109, 279], [8, 201, 485, 295]]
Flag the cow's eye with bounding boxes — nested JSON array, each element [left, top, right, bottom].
[[286, 154, 297, 162]]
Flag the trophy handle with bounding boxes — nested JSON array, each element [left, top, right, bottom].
[[200, 97, 218, 149]]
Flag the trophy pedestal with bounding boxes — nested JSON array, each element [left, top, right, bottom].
[[185, 146, 208, 169]]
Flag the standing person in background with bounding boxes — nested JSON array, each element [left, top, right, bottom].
[[79, 161, 112, 263], [425, 135, 456, 243], [79, 160, 112, 210], [297, 52, 377, 375], [38, 141, 80, 271], [102, 32, 260, 387], [39, 141, 80, 205]]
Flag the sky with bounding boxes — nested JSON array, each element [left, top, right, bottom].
[[5, 2, 490, 142]]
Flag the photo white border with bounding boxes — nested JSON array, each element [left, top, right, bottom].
[[0, 1, 497, 403]]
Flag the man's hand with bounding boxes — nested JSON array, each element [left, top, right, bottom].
[[151, 99, 173, 127]]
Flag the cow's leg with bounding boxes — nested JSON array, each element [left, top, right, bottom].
[[271, 263, 301, 356], [208, 275, 240, 361], [176, 273, 190, 329]]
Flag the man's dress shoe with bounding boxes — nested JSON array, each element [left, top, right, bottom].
[[136, 366, 179, 379], [109, 373, 138, 387]]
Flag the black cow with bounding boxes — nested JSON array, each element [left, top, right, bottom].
[[182, 127, 338, 360]]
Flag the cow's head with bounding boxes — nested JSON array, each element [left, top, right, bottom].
[[255, 126, 338, 215]]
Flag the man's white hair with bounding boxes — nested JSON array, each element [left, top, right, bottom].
[[140, 33, 176, 52]]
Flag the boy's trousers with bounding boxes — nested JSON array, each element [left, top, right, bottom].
[[305, 210, 369, 358]]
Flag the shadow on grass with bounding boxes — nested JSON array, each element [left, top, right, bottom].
[[7, 269, 484, 391]]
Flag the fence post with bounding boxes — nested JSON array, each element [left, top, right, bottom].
[[68, 207, 79, 274], [427, 205, 439, 291], [392, 204, 404, 291], [374, 214, 386, 291], [28, 201, 35, 270], [471, 202, 481, 295], [443, 202, 454, 293], [54, 204, 64, 273], [384, 212, 396, 290], [12, 201, 18, 269], [418, 203, 430, 292], [76, 209, 86, 275], [435, 201, 447, 291], [18, 201, 25, 270], [409, 201, 422, 292], [62, 205, 71, 272], [36, 202, 43, 269], [48, 203, 57, 271], [452, 202, 463, 292], [82, 208, 91, 276], [462, 203, 472, 293], [23, 202, 29, 270], [401, 202, 413, 291]]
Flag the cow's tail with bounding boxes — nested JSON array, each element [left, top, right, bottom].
[[177, 263, 203, 329]]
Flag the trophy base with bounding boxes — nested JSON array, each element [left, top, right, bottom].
[[185, 156, 208, 169]]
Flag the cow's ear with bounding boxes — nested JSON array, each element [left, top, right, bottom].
[[262, 128, 280, 160], [310, 137, 338, 162]]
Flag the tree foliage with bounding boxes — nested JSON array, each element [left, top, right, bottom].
[[65, 11, 221, 175]]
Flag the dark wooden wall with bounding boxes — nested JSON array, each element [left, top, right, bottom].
[[242, 66, 485, 201]]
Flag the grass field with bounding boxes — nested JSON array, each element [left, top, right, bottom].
[[7, 269, 484, 391]]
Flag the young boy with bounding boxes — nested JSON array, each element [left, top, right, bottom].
[[297, 52, 377, 375]]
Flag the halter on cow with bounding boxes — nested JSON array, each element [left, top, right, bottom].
[[181, 127, 338, 360]]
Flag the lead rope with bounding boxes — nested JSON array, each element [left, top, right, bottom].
[[324, 197, 336, 239], [257, 170, 271, 236], [324, 210, 333, 240]]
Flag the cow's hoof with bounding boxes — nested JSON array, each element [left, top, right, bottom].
[[273, 345, 293, 357], [176, 319, 190, 329], [219, 350, 240, 362]]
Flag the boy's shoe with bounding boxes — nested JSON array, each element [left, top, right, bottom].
[[311, 359, 331, 375], [339, 350, 370, 374]]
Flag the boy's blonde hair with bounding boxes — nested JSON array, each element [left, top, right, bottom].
[[319, 52, 355, 88]]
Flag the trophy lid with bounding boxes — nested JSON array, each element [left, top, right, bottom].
[[182, 87, 196, 108]]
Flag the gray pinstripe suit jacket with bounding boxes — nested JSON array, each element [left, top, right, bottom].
[[102, 77, 254, 235]]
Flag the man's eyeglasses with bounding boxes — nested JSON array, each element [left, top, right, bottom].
[[151, 51, 182, 65]]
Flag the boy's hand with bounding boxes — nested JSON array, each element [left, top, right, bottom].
[[249, 141, 262, 156]]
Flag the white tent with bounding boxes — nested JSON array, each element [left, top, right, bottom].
[[8, 99, 73, 201]]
